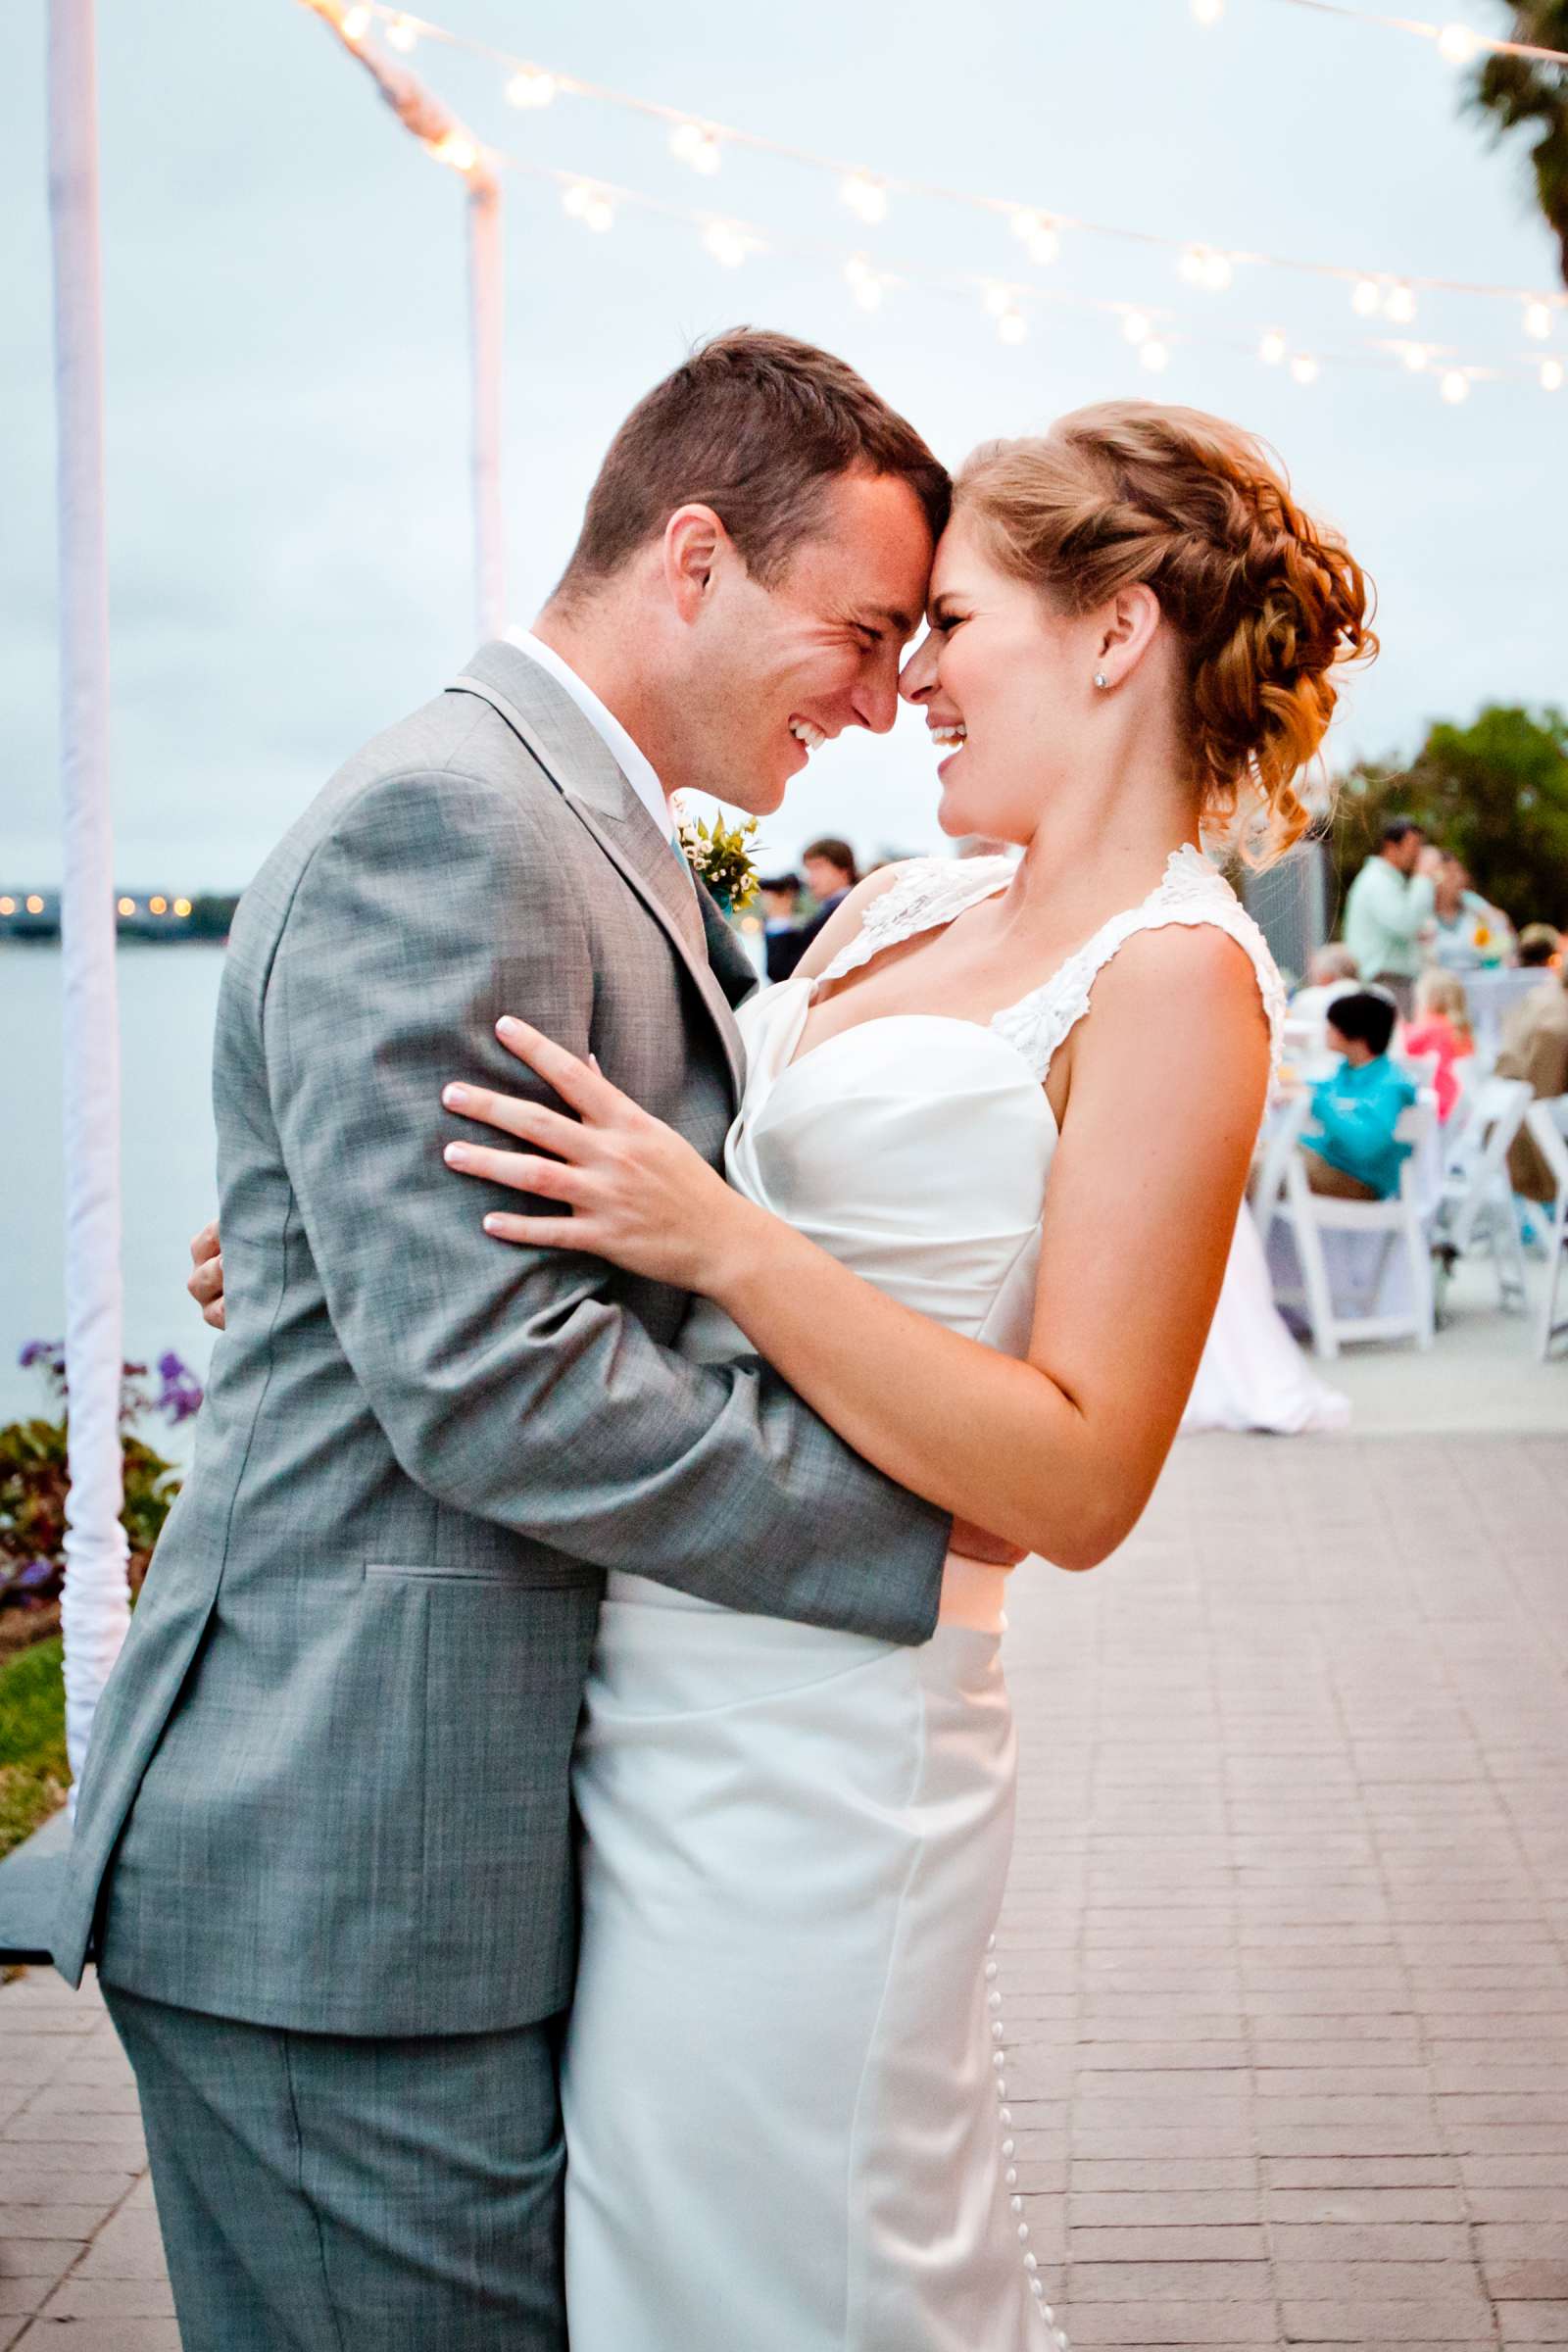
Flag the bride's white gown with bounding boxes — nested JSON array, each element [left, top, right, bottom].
[[563, 848, 1283, 2352]]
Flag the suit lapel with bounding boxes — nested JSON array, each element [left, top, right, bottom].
[[697, 882, 762, 1011], [448, 653, 747, 1104]]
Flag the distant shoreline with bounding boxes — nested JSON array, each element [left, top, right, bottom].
[[0, 893, 239, 945]]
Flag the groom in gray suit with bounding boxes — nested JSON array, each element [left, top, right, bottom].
[[56, 331, 957, 2348]]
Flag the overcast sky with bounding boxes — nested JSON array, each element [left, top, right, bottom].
[[3, 0, 1563, 887]]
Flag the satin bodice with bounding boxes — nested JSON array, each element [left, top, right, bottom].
[[672, 849, 1284, 1622], [682, 846, 1284, 1375], [680, 983, 1058, 1370]]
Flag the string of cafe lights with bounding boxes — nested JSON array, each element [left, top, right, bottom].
[[490, 146, 1562, 403], [1192, 0, 1568, 72], [347, 0, 1565, 330], [319, 2, 1565, 399]]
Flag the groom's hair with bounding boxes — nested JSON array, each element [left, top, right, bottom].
[[553, 328, 950, 604]]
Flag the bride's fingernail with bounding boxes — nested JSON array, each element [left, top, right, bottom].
[[444, 1143, 470, 1167], [497, 1015, 521, 1038], [443, 1084, 469, 1109]]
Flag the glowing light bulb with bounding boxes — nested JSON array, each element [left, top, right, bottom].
[[1524, 299, 1552, 341], [431, 131, 477, 174], [702, 221, 751, 268], [1400, 343, 1429, 372], [841, 172, 888, 224], [1259, 329, 1288, 366], [1350, 277, 1381, 317], [1384, 282, 1416, 324], [25, 896, 44, 914], [1290, 354, 1319, 385], [117, 897, 135, 917], [385, 14, 416, 52], [1436, 23, 1480, 64], [506, 66, 558, 109], [845, 257, 882, 310], [997, 306, 1028, 346], [564, 182, 613, 231], [1192, 0, 1224, 24], [1440, 368, 1469, 403], [1140, 338, 1170, 372], [174, 898, 193, 918], [149, 896, 168, 916], [671, 122, 721, 175], [1122, 310, 1152, 345], [1178, 244, 1231, 292], [1543, 359, 1565, 391], [340, 4, 372, 40], [1010, 209, 1059, 266], [0, 898, 14, 915]]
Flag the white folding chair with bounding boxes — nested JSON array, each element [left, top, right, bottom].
[[1253, 1092, 1312, 1241], [1396, 1049, 1441, 1095], [1524, 1097, 1568, 1361], [1274, 1100, 1437, 1358], [1433, 1074, 1534, 1310]]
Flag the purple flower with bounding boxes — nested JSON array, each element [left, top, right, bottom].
[[156, 1350, 204, 1426], [15, 1559, 56, 1592], [19, 1340, 63, 1371]]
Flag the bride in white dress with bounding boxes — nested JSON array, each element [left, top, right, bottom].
[[452, 402, 1376, 2349]]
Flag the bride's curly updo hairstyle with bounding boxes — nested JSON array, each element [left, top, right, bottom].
[[954, 401, 1377, 861]]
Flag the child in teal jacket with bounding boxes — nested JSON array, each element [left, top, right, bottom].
[[1301, 990, 1417, 1200]]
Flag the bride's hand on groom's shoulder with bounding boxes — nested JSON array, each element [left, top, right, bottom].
[[187, 1219, 225, 1329], [441, 1020, 760, 1296]]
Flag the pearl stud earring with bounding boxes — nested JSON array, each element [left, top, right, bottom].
[[1094, 671, 1108, 690]]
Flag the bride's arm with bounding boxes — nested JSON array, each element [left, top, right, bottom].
[[444, 926, 1268, 1572]]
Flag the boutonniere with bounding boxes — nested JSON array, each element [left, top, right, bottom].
[[674, 803, 761, 914]]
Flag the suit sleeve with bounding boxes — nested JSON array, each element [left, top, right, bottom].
[[266, 769, 950, 1643]]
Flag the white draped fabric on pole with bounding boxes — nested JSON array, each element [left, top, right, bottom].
[[49, 0, 131, 1790], [302, 0, 506, 638]]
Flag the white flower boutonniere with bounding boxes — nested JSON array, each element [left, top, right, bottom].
[[674, 805, 761, 914]]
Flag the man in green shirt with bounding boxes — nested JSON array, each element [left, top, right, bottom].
[[1342, 817, 1439, 1015]]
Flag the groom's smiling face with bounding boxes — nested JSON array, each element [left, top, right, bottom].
[[669, 466, 936, 816]]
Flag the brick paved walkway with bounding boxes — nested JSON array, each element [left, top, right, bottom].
[[3, 1430, 1565, 2348]]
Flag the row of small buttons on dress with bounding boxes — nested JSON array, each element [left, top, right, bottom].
[[988, 1932, 1071, 2350]]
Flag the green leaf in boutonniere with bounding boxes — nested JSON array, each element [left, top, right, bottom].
[[674, 806, 761, 914]]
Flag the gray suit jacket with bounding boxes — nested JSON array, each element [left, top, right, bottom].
[[56, 643, 950, 2035]]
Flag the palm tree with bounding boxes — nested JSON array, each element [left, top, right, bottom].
[[1468, 5, 1568, 287]]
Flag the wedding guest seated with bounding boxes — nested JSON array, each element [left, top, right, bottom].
[[1515, 922, 1562, 971], [1498, 955, 1568, 1202], [1402, 966, 1474, 1123], [1299, 989, 1417, 1201], [759, 871, 808, 982], [1288, 942, 1360, 1033], [793, 836, 860, 956]]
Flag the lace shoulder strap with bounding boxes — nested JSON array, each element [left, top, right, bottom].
[[812, 855, 1015, 991], [989, 844, 1286, 1083]]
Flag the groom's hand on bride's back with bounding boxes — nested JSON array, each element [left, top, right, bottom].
[[187, 1219, 225, 1329]]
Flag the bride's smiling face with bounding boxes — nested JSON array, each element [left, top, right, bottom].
[[900, 505, 1094, 845]]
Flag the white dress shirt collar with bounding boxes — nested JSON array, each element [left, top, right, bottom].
[[505, 628, 673, 838]]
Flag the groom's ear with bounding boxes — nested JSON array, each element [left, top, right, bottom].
[[662, 505, 729, 621]]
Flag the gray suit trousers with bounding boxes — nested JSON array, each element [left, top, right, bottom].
[[102, 1984, 565, 2351]]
